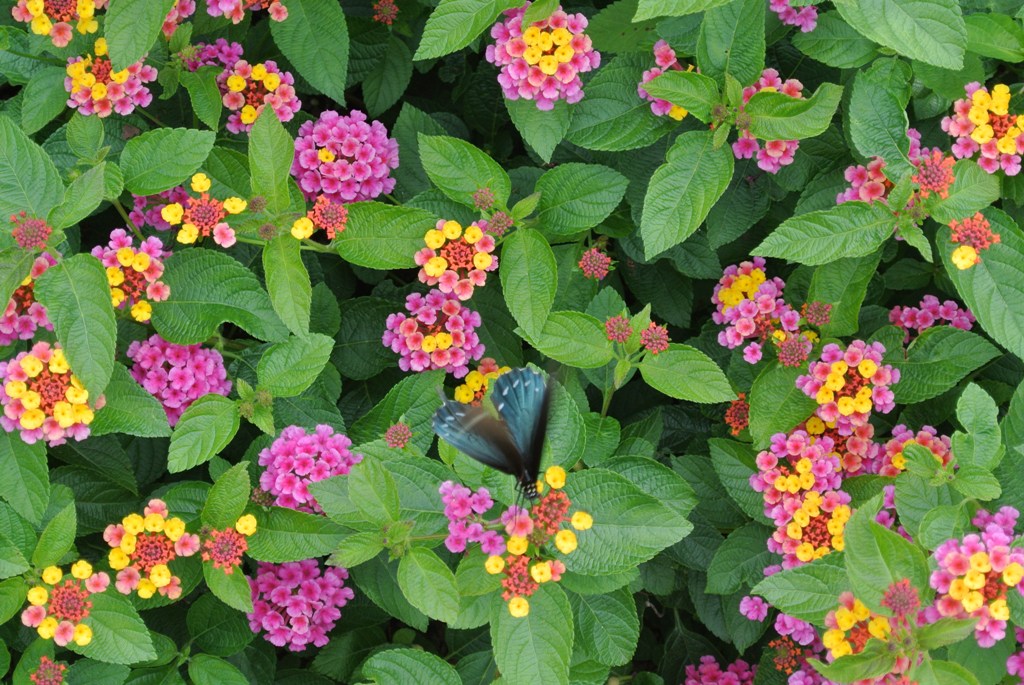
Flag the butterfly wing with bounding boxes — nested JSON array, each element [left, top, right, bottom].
[[492, 368, 552, 490], [432, 399, 525, 476]]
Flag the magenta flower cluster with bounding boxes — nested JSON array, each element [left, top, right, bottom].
[[889, 295, 974, 343], [382, 290, 485, 377], [733, 69, 803, 174], [769, 0, 817, 32], [291, 110, 399, 204], [711, 257, 799, 364], [248, 560, 353, 652], [750, 431, 843, 525], [943, 82, 1023, 175], [637, 40, 690, 119], [126, 335, 232, 427], [161, 0, 196, 37], [182, 38, 244, 71], [206, 0, 287, 23], [796, 341, 899, 433], [64, 56, 157, 118], [877, 424, 952, 477], [258, 425, 362, 514], [836, 129, 924, 205], [0, 254, 54, 347], [485, 2, 600, 111], [439, 481, 506, 555], [683, 655, 755, 685], [130, 186, 191, 232]]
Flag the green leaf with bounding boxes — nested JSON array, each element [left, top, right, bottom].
[[755, 202, 896, 266], [186, 594, 254, 656], [748, 362, 817, 447], [247, 506, 347, 562], [849, 69, 912, 179], [638, 344, 735, 403], [180, 66, 223, 132], [47, 163, 106, 230], [520, 311, 613, 369], [953, 383, 1002, 471], [188, 654, 249, 685], [397, 547, 460, 623], [522, 0, 559, 24], [915, 618, 978, 650], [153, 248, 289, 344], [751, 556, 848, 624], [263, 235, 311, 337], [634, 0, 732, 20], [963, 13, 1024, 62], [810, 642, 897, 684], [835, 0, 966, 70], [491, 584, 573, 685], [418, 134, 511, 207], [708, 439, 764, 519], [746, 83, 843, 141], [536, 164, 628, 234], [202, 462, 250, 529], [203, 563, 253, 613], [931, 160, 1001, 224], [363, 649, 461, 685], [63, 659, 129, 685], [844, 506, 930, 613], [889, 327, 999, 404], [696, 0, 765, 87], [951, 464, 1001, 500], [911, 660, 981, 685], [351, 553, 428, 630], [350, 371, 445, 454], [21, 68, 68, 135], [0, 432, 49, 525], [257, 334, 334, 397], [809, 251, 882, 338], [0, 116, 64, 228], [120, 128, 215, 195], [918, 502, 972, 551], [34, 254, 117, 399], [792, 12, 879, 69], [940, 209, 1024, 360], [66, 113, 104, 161], [330, 530, 384, 568], [348, 456, 400, 523], [0, 248, 39, 311], [270, 0, 349, 104], [89, 362, 170, 437], [72, 592, 156, 664], [335, 202, 436, 269], [248, 110, 294, 214], [500, 228, 557, 339], [569, 586, 640, 667], [167, 395, 241, 473], [414, 0, 519, 60], [362, 36, 412, 117], [32, 503, 75, 567], [105, 0, 175, 71], [640, 130, 734, 259], [705, 523, 773, 595], [0, 534, 30, 579], [641, 70, 722, 123], [506, 98, 571, 163]]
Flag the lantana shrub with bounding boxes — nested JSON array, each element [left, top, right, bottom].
[[2, 1, 1024, 684]]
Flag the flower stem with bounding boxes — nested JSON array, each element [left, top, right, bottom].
[[112, 199, 146, 241]]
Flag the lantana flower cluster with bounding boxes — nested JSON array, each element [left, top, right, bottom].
[[453, 358, 511, 404], [876, 424, 952, 477], [248, 560, 354, 652], [65, 38, 157, 118], [182, 38, 244, 72], [126, 335, 232, 426], [415, 220, 498, 300], [201, 514, 257, 573], [943, 83, 1023, 175], [10, 211, 53, 250], [1, 342, 102, 446], [949, 211, 1001, 270], [889, 295, 974, 342], [291, 110, 399, 204], [90, 229, 171, 323], [11, 0, 105, 47], [822, 592, 891, 659], [796, 340, 898, 434], [130, 186, 191, 232], [0, 253, 55, 347], [383, 290, 485, 377], [578, 246, 612, 280], [711, 257, 799, 364], [161, 172, 247, 247], [218, 59, 300, 134], [290, 195, 349, 241], [928, 506, 1024, 647], [637, 40, 693, 120], [21, 561, 109, 647], [683, 655, 756, 685], [801, 415, 879, 476], [206, 0, 287, 23], [485, 2, 600, 111], [733, 69, 803, 174], [258, 424, 363, 513], [769, 0, 817, 32], [29, 656, 67, 685], [103, 498, 200, 600], [442, 466, 592, 617], [160, 0, 195, 37]]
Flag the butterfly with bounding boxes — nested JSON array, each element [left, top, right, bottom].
[[432, 367, 552, 500]]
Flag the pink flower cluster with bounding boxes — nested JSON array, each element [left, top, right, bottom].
[[258, 425, 363, 514], [415, 219, 498, 300], [206, 0, 287, 23], [0, 254, 55, 347], [733, 69, 803, 174], [64, 51, 157, 118], [927, 507, 1024, 647], [90, 228, 171, 317], [126, 335, 232, 427], [769, 0, 817, 32], [219, 59, 300, 134], [382, 290, 485, 377], [683, 656, 755, 685], [130, 186, 191, 232], [796, 341, 899, 434], [876, 424, 952, 477], [161, 0, 195, 37], [292, 110, 399, 203], [711, 257, 799, 364], [942, 82, 1023, 175], [875, 485, 911, 540], [248, 560, 353, 652], [182, 39, 244, 71], [440, 481, 506, 555], [836, 129, 924, 205], [889, 295, 974, 343], [1008, 628, 1024, 681], [638, 40, 691, 119], [485, 2, 600, 111]]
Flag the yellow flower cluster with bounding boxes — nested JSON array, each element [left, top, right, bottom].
[[785, 491, 851, 563], [228, 63, 282, 125], [814, 359, 877, 416], [715, 267, 766, 311], [823, 597, 890, 659], [66, 39, 130, 101], [24, 0, 99, 38], [947, 551, 1021, 616], [453, 364, 511, 404], [521, 26, 576, 77], [5, 348, 93, 431], [968, 85, 1020, 152]]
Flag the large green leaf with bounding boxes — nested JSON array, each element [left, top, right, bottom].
[[71, 592, 156, 664], [32, 503, 76, 568], [414, 0, 519, 59], [569, 586, 640, 667], [696, 0, 765, 87], [931, 160, 1001, 224], [849, 67, 913, 178], [363, 36, 413, 117], [748, 362, 816, 448], [47, 163, 106, 231], [201, 462, 251, 529], [34, 254, 117, 399], [0, 248, 38, 310], [634, 0, 732, 20], [638, 344, 735, 403], [0, 433, 49, 525], [120, 128, 215, 195], [792, 12, 879, 69], [751, 556, 848, 624], [500, 228, 558, 339], [21, 68, 68, 136], [105, 0, 175, 71], [397, 547, 460, 623], [246, 506, 347, 562], [0, 115, 64, 222], [641, 70, 722, 123], [167, 395, 240, 473], [263, 235, 311, 336], [89, 363, 171, 438], [257, 334, 335, 398], [180, 66, 224, 132], [889, 327, 1000, 404], [506, 98, 571, 163], [362, 649, 461, 685], [844, 506, 930, 613], [808, 251, 883, 338], [270, 0, 349, 104], [490, 584, 573, 685], [418, 134, 511, 207], [836, 0, 966, 70], [536, 164, 628, 234], [755, 202, 896, 266], [964, 13, 1024, 62], [336, 202, 436, 269], [248, 111, 295, 213], [705, 523, 774, 595], [708, 439, 765, 519], [519, 311, 613, 369], [188, 654, 249, 685], [745, 83, 843, 141]]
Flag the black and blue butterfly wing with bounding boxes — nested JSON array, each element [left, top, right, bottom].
[[492, 368, 552, 493], [432, 399, 525, 476]]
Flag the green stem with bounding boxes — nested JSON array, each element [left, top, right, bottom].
[[600, 387, 614, 418], [301, 239, 335, 254], [111, 199, 145, 241], [136, 108, 170, 129], [233, 235, 267, 247]]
